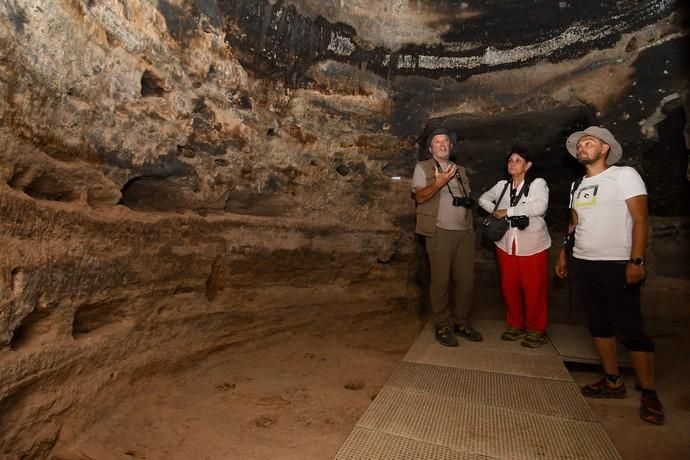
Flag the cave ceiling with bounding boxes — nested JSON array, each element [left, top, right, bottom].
[[220, 0, 690, 211], [220, 0, 677, 80], [0, 0, 687, 219]]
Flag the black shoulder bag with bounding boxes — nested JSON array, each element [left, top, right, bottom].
[[480, 182, 510, 242]]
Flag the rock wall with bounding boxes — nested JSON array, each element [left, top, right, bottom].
[[0, 0, 688, 457], [0, 1, 410, 456]]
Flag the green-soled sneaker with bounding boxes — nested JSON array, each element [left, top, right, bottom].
[[500, 327, 526, 341], [520, 330, 548, 348]]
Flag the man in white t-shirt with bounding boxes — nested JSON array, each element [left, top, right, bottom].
[[555, 126, 664, 425]]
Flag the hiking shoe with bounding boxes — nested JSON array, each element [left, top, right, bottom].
[[640, 393, 665, 425], [521, 331, 548, 348], [581, 376, 626, 399], [453, 324, 483, 342], [500, 327, 526, 341], [435, 326, 459, 347]]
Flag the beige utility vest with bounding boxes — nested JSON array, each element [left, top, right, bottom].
[[415, 159, 474, 236]]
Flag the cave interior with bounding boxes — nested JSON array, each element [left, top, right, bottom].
[[0, 0, 689, 458]]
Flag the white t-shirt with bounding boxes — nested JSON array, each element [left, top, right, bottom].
[[571, 166, 647, 261], [478, 178, 551, 256], [412, 162, 469, 231]]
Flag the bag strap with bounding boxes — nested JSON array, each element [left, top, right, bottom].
[[491, 182, 510, 213], [568, 176, 584, 209], [563, 176, 584, 253], [565, 176, 584, 317]]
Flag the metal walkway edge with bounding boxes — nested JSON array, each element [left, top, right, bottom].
[[334, 320, 621, 460]]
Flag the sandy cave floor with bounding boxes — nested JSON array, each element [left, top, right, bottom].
[[52, 307, 690, 460]]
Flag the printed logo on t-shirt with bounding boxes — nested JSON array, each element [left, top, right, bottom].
[[575, 185, 598, 207]]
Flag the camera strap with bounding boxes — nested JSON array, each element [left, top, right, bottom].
[[434, 160, 469, 198], [509, 181, 527, 207], [456, 174, 470, 198]]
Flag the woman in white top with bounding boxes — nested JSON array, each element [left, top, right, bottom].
[[479, 147, 551, 347]]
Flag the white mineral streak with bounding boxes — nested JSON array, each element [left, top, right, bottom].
[[327, 31, 355, 56], [639, 93, 681, 140], [394, 24, 607, 71], [638, 30, 689, 52], [387, 0, 674, 71]]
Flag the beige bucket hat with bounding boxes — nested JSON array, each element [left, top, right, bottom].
[[566, 126, 623, 165]]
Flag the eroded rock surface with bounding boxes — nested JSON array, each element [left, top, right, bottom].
[[0, 1, 688, 458]]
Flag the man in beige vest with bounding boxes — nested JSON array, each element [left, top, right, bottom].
[[412, 128, 482, 347]]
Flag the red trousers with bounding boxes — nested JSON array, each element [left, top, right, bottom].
[[496, 245, 548, 332]]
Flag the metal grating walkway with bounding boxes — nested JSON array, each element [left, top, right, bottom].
[[335, 320, 621, 460]]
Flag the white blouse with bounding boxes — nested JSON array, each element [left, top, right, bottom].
[[478, 178, 551, 256]]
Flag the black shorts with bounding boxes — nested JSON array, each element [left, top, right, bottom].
[[573, 258, 654, 352]]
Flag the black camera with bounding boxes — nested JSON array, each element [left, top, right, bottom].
[[452, 196, 475, 208], [509, 215, 529, 230]]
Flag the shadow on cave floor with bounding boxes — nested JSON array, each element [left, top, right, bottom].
[[47, 280, 690, 460]]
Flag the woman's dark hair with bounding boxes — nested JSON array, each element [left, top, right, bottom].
[[504, 146, 537, 195]]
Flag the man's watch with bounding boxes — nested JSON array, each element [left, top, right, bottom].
[[628, 257, 645, 266]]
